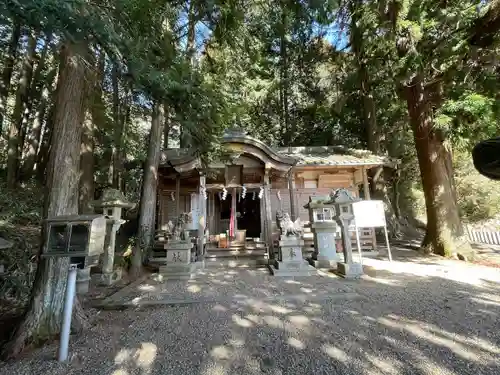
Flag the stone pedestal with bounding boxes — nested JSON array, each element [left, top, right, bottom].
[[337, 262, 363, 279], [270, 235, 316, 276], [76, 267, 91, 294], [335, 215, 363, 279], [310, 222, 339, 269], [159, 240, 197, 280], [98, 219, 125, 285]]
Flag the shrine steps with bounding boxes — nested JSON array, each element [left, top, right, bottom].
[[204, 245, 269, 268]]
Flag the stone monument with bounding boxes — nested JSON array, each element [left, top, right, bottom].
[[269, 211, 316, 276], [304, 195, 339, 269], [159, 213, 198, 279], [91, 189, 135, 286], [331, 188, 363, 279]]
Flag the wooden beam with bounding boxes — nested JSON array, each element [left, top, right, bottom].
[[264, 169, 273, 257], [198, 173, 206, 259], [362, 167, 371, 200], [231, 187, 237, 238]]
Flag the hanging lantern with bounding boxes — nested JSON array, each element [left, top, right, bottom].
[[277, 190, 281, 201], [171, 191, 175, 201], [258, 186, 264, 199], [241, 185, 247, 199], [252, 191, 256, 200], [222, 187, 228, 200]]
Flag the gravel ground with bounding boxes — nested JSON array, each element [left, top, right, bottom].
[[1, 249, 499, 375]]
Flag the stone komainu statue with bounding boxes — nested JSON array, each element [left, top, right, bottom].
[[166, 212, 192, 240], [276, 210, 303, 237]]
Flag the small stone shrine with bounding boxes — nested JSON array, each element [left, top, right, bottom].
[[304, 194, 339, 269], [160, 212, 199, 279], [331, 188, 363, 279], [269, 211, 316, 276], [44, 214, 107, 293], [91, 189, 135, 286]]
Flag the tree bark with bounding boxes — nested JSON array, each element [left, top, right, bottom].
[[0, 21, 21, 133], [2, 41, 90, 359], [7, 32, 37, 188], [405, 75, 472, 257], [79, 114, 94, 214], [131, 102, 164, 275]]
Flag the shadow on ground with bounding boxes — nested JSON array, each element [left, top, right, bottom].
[[1, 249, 499, 375]]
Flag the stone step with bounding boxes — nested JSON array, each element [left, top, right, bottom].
[[204, 258, 269, 268], [205, 249, 267, 258]]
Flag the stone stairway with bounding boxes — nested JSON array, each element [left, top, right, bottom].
[[204, 240, 269, 268]]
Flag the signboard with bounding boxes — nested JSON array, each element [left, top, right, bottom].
[[352, 200, 392, 262], [352, 200, 386, 228]]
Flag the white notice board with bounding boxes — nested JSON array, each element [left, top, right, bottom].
[[352, 200, 392, 262], [352, 200, 386, 228]]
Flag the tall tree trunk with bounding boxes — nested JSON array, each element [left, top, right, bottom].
[[7, 32, 37, 188], [180, 2, 196, 148], [405, 75, 472, 257], [280, 1, 291, 146], [0, 20, 21, 133], [109, 63, 120, 185], [35, 102, 54, 183], [79, 113, 94, 213], [351, 0, 401, 237], [2, 41, 90, 359], [131, 102, 164, 276], [21, 86, 49, 177], [163, 101, 170, 149], [19, 36, 52, 167]]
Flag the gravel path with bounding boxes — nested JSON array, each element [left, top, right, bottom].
[[1, 249, 499, 375]]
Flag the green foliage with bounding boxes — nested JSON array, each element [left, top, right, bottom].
[[454, 150, 500, 223], [0, 181, 41, 301]]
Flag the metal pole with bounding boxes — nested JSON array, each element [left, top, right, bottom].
[[384, 227, 393, 262], [58, 264, 78, 362]]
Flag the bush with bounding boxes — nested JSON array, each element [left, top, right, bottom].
[[0, 181, 43, 302], [454, 151, 500, 223]]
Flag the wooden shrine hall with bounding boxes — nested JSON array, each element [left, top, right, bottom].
[[155, 128, 390, 266]]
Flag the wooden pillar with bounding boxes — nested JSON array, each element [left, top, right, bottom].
[[362, 167, 370, 199], [362, 166, 377, 249], [231, 187, 237, 238], [175, 174, 180, 216], [198, 173, 206, 259], [264, 169, 273, 257], [288, 169, 297, 220]]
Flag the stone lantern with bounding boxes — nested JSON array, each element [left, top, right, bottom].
[[304, 196, 338, 268], [91, 189, 135, 285], [330, 188, 363, 279]]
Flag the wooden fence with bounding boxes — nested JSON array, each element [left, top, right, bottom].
[[466, 225, 500, 245]]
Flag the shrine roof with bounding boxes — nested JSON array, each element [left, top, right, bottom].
[[275, 146, 392, 167], [161, 130, 395, 170]]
